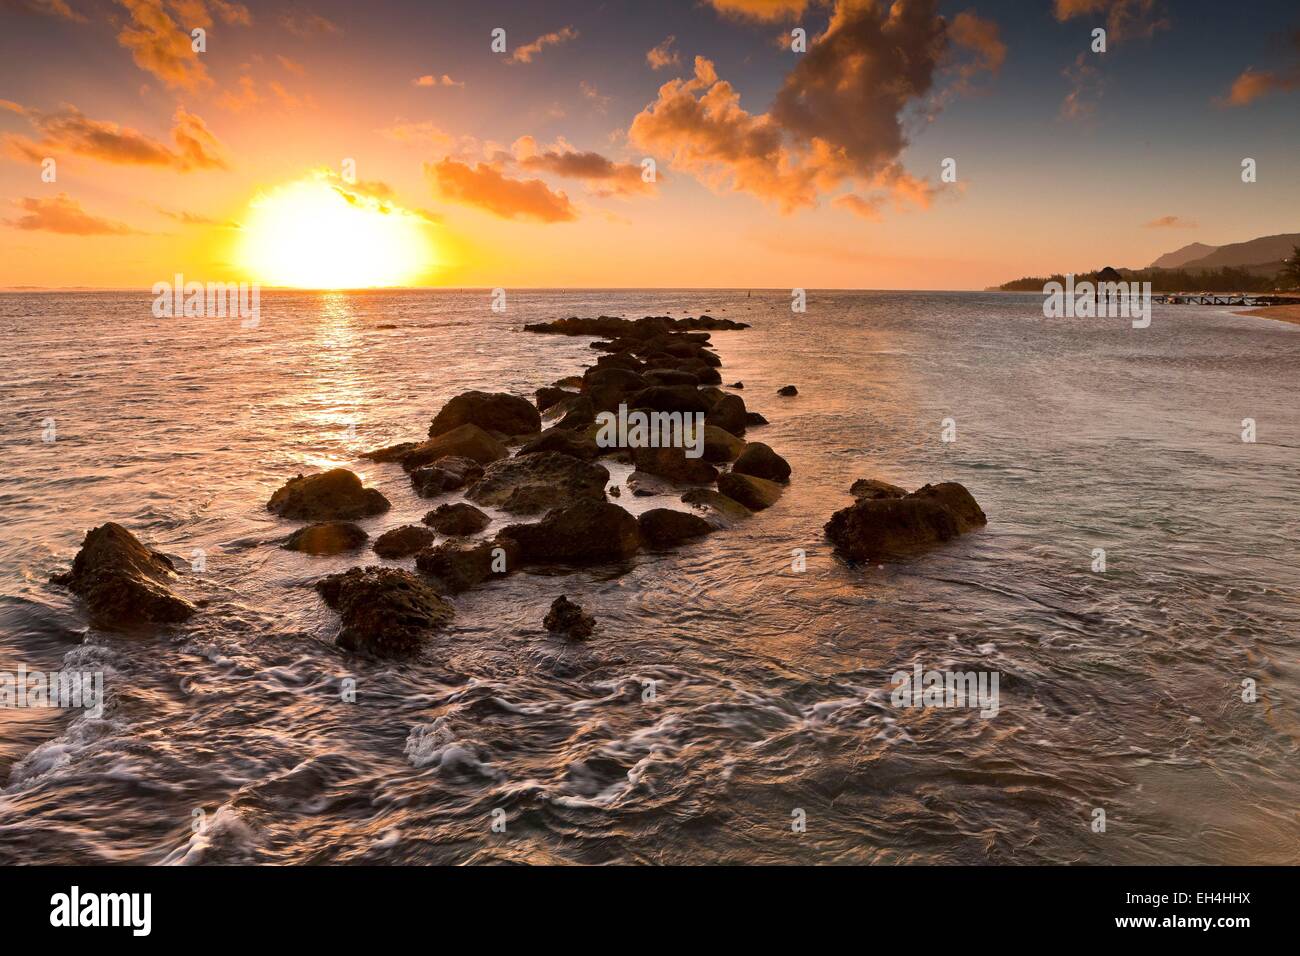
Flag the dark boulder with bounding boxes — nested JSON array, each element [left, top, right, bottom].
[[409, 455, 485, 497], [717, 472, 783, 511], [467, 452, 609, 515], [415, 539, 517, 592], [909, 482, 988, 532], [627, 385, 711, 415], [267, 469, 390, 521], [498, 500, 640, 564], [360, 441, 418, 463], [638, 508, 714, 548], [849, 478, 909, 501], [706, 394, 748, 436], [824, 482, 986, 561], [745, 411, 769, 428], [680, 488, 753, 526], [552, 395, 596, 431], [777, 385, 798, 396], [518, 427, 600, 460], [581, 367, 649, 413], [423, 502, 490, 536], [535, 386, 575, 412], [732, 442, 791, 483], [543, 595, 596, 639], [51, 522, 196, 626], [631, 446, 719, 484], [372, 524, 436, 559], [401, 425, 507, 470], [428, 390, 540, 439], [316, 566, 453, 655], [284, 521, 369, 555]]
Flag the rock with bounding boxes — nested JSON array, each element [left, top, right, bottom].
[[745, 411, 769, 428], [409, 455, 485, 497], [823, 483, 985, 561], [51, 522, 196, 626], [543, 595, 596, 639], [644, 369, 699, 388], [267, 469, 390, 521], [518, 427, 600, 460], [424, 502, 491, 536], [552, 375, 584, 389], [581, 367, 649, 413], [717, 472, 783, 511], [535, 386, 575, 411], [627, 385, 711, 415], [909, 482, 988, 532], [727, 382, 743, 389], [630, 446, 718, 484], [498, 500, 640, 564], [702, 425, 745, 463], [360, 441, 418, 463], [849, 478, 909, 501], [705, 393, 748, 436], [553, 395, 596, 431], [680, 488, 753, 526], [402, 424, 508, 469], [428, 390, 540, 439], [372, 524, 436, 558], [415, 539, 517, 593], [626, 470, 676, 496], [284, 521, 369, 555], [609, 485, 621, 497], [316, 566, 453, 655], [778, 385, 798, 396], [638, 508, 714, 548], [467, 452, 610, 515], [732, 442, 791, 483]]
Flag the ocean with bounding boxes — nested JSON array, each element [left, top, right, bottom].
[[0, 288, 1296, 864]]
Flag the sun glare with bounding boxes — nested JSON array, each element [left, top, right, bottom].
[[236, 176, 434, 289]]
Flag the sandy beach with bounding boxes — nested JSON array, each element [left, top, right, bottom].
[[1235, 305, 1300, 326]]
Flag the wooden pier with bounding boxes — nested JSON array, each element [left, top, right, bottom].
[[1151, 293, 1287, 306]]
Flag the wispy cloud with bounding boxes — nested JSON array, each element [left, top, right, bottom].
[[1142, 215, 1198, 229], [413, 74, 464, 88], [278, 8, 341, 37], [5, 194, 141, 235], [508, 26, 578, 64], [646, 35, 681, 70], [426, 158, 576, 222]]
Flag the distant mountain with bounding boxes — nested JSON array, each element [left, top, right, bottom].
[[1149, 242, 1217, 269], [1179, 233, 1300, 270]]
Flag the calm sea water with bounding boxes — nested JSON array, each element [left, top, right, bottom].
[[0, 289, 1296, 865]]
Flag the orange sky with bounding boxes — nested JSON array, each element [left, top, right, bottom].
[[2, 0, 1298, 290]]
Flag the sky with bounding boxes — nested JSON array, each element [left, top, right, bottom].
[[1, 0, 1298, 290]]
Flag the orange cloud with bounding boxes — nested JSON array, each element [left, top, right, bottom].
[[1220, 67, 1300, 107], [509, 26, 578, 64], [1053, 0, 1168, 41], [426, 158, 576, 222], [278, 8, 341, 37], [277, 55, 306, 76], [5, 194, 140, 235], [949, 10, 1006, 87], [704, 0, 811, 20], [646, 35, 681, 70], [115, 0, 253, 90], [1142, 215, 1198, 229], [512, 136, 656, 197], [4, 0, 87, 20], [413, 74, 464, 88], [1, 100, 227, 170]]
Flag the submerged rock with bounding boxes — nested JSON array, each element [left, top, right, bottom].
[[402, 424, 508, 470], [717, 472, 784, 511], [51, 522, 196, 626], [415, 539, 516, 592], [745, 411, 769, 428], [467, 452, 610, 514], [543, 595, 596, 639], [428, 390, 541, 439], [824, 482, 986, 561], [777, 385, 798, 396], [284, 521, 369, 555], [409, 455, 484, 497], [731, 442, 791, 483], [498, 500, 640, 564], [423, 502, 490, 536], [372, 524, 436, 559], [680, 488, 753, 526], [637, 508, 714, 548], [267, 469, 390, 521], [316, 566, 453, 655]]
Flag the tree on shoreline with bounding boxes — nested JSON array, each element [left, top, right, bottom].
[[1279, 245, 1300, 289]]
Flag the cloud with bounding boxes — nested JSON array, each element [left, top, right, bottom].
[[704, 0, 811, 20], [512, 135, 656, 197], [647, 35, 681, 70], [630, 1, 991, 216], [580, 80, 610, 112], [377, 119, 456, 149], [1142, 215, 1197, 229], [833, 193, 885, 220], [1219, 67, 1300, 106], [426, 158, 577, 222], [5, 194, 140, 235], [1053, 0, 1169, 42], [1059, 51, 1102, 120], [279, 8, 341, 37], [317, 169, 441, 224], [509, 26, 578, 64], [1, 100, 227, 170], [413, 74, 464, 88], [277, 55, 306, 76], [948, 10, 1006, 88], [115, 0, 211, 90], [2, 0, 88, 21], [217, 75, 260, 111], [153, 205, 230, 226]]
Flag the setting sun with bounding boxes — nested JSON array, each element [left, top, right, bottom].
[[236, 174, 435, 289]]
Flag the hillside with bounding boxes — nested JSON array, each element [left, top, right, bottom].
[[1149, 242, 1217, 269], [1180, 233, 1300, 270]]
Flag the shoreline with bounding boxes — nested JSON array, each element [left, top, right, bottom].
[[1233, 304, 1300, 327]]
